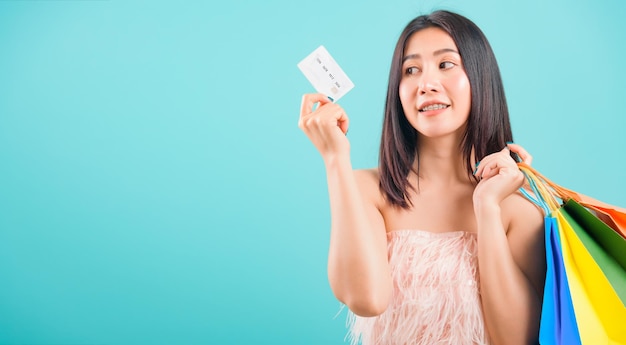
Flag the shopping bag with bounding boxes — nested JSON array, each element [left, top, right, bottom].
[[539, 215, 582, 345], [518, 164, 626, 345]]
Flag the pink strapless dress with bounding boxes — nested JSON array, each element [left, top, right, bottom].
[[346, 230, 491, 345]]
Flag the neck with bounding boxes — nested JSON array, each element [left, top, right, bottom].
[[414, 135, 475, 185]]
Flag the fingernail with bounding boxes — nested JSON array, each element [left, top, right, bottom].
[[474, 161, 480, 167], [327, 96, 334, 102], [506, 141, 514, 145]]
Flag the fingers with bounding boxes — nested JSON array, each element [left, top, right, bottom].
[[299, 93, 349, 134], [477, 160, 508, 180], [507, 143, 533, 165], [474, 142, 534, 185], [300, 93, 333, 119], [337, 112, 349, 135], [475, 146, 518, 179]]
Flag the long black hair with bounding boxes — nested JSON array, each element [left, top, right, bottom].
[[379, 10, 514, 209]]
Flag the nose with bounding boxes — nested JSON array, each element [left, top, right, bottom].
[[418, 69, 441, 95]]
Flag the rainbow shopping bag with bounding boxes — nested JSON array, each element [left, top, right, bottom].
[[519, 164, 626, 345]]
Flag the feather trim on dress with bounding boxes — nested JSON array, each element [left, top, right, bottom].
[[346, 230, 490, 345]]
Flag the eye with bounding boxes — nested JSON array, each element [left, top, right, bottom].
[[439, 61, 455, 70], [405, 66, 420, 75]]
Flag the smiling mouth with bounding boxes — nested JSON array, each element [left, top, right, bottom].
[[419, 104, 450, 112]]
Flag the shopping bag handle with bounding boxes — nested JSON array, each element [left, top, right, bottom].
[[517, 163, 626, 213], [517, 164, 560, 214]]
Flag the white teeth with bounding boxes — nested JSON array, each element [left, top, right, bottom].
[[420, 104, 448, 111]]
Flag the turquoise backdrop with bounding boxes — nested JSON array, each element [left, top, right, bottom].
[[1, 0, 624, 344]]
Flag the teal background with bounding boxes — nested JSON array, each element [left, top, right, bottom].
[[1, 0, 624, 344]]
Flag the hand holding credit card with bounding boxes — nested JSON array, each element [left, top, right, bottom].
[[297, 45, 354, 102]]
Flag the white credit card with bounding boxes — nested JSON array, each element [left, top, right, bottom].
[[297, 45, 354, 102]]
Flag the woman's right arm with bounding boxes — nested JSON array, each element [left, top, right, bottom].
[[299, 94, 391, 317]]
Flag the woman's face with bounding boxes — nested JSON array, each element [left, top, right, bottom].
[[399, 27, 471, 140]]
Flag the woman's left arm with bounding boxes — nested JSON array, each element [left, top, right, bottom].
[[473, 144, 546, 345]]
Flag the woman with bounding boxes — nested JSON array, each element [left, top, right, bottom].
[[298, 10, 545, 345]]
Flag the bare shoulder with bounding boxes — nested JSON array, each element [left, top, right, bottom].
[[353, 168, 384, 207], [353, 167, 379, 183], [502, 191, 545, 234]]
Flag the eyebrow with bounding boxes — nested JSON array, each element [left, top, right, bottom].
[[402, 48, 459, 63]]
